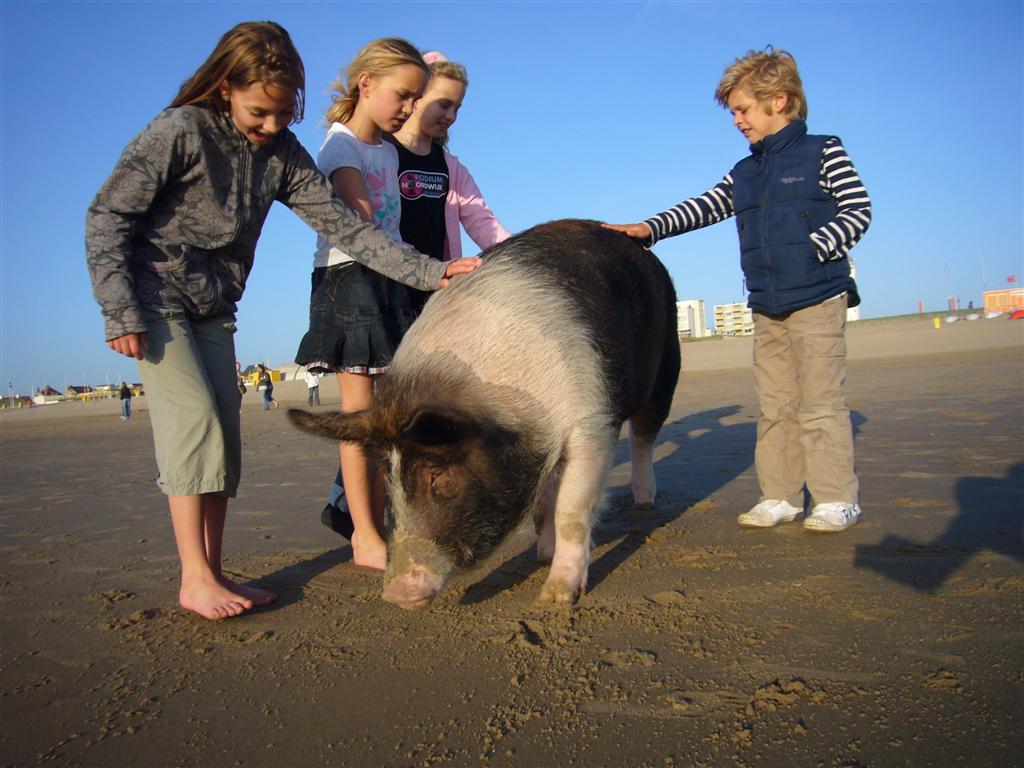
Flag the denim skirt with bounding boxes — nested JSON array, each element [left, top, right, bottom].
[[295, 262, 416, 374]]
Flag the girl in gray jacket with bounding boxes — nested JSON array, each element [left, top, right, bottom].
[[85, 21, 478, 621]]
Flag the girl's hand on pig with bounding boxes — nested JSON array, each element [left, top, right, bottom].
[[439, 257, 482, 287]]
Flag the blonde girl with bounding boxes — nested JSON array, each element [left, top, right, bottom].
[[86, 23, 477, 620], [389, 52, 511, 312], [318, 52, 513, 545], [294, 38, 432, 571]]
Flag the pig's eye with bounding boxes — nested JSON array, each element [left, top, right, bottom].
[[428, 466, 457, 497]]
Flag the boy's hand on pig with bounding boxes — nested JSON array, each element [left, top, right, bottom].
[[108, 332, 149, 360], [601, 221, 652, 240]]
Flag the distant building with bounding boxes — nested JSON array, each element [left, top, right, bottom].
[[983, 288, 1023, 314], [275, 362, 307, 381], [676, 299, 708, 338], [713, 301, 754, 336], [0, 395, 34, 409]]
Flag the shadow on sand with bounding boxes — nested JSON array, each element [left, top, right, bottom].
[[250, 407, 883, 606], [246, 546, 354, 612], [853, 462, 1024, 592]]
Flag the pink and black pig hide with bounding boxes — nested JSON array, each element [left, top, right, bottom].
[[289, 219, 679, 609]]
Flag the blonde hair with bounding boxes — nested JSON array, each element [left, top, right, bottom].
[[325, 38, 427, 125], [714, 47, 807, 120], [423, 56, 469, 148], [170, 21, 305, 122]]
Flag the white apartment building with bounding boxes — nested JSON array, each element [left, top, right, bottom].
[[711, 260, 859, 333], [713, 301, 754, 336], [676, 299, 708, 338]]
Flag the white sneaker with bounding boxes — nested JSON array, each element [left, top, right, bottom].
[[737, 499, 803, 528], [803, 502, 861, 532]]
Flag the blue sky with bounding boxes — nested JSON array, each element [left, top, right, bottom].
[[1, 1, 1021, 396]]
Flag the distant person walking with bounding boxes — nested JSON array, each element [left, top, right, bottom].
[[235, 362, 247, 397], [119, 382, 132, 420], [304, 367, 320, 406], [256, 364, 278, 410]]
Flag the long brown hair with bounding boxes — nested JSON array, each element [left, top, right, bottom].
[[170, 21, 306, 122], [325, 38, 426, 126]]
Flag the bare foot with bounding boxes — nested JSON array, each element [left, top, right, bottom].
[[180, 576, 253, 620], [351, 531, 387, 571], [221, 577, 277, 606]]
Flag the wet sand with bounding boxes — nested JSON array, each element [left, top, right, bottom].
[[2, 316, 1022, 767]]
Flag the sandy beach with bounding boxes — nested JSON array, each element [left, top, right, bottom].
[[2, 314, 1022, 767]]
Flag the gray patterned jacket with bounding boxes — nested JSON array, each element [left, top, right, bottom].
[[86, 105, 447, 341]]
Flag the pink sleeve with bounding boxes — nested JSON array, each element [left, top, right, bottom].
[[446, 152, 511, 256]]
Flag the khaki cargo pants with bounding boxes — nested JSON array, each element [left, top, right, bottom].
[[136, 309, 242, 497], [752, 295, 858, 508]]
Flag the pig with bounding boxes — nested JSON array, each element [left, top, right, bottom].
[[289, 219, 679, 609]]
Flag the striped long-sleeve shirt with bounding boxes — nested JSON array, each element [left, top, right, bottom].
[[644, 138, 871, 263]]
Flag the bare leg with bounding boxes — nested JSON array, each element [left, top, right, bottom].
[[202, 495, 276, 606], [337, 372, 387, 570], [169, 495, 251, 620]]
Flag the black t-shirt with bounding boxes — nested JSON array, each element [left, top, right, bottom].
[[392, 140, 449, 260]]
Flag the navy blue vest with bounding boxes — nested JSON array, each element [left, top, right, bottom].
[[731, 120, 859, 315]]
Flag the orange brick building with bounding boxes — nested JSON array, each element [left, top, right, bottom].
[[983, 288, 1024, 313]]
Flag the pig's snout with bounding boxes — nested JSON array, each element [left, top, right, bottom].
[[382, 565, 445, 610], [382, 535, 453, 611]]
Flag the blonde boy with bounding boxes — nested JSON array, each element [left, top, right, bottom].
[[606, 48, 872, 531]]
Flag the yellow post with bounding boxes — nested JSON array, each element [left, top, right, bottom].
[[933, 317, 942, 329]]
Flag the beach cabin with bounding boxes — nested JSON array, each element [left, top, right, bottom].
[[66, 385, 94, 400], [31, 385, 63, 406], [983, 288, 1024, 315]]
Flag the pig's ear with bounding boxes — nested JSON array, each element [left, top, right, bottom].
[[288, 408, 374, 444], [401, 407, 476, 448]]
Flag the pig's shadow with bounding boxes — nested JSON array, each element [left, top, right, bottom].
[[460, 405, 757, 605]]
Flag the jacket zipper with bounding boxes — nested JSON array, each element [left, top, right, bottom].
[[761, 155, 774, 308], [231, 141, 251, 244]]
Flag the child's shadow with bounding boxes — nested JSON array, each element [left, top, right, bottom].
[[242, 546, 354, 613], [853, 462, 1023, 592], [460, 405, 756, 604]]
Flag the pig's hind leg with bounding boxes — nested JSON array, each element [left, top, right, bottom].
[[537, 428, 617, 605], [628, 417, 658, 509], [629, 334, 680, 509], [629, 403, 671, 509]]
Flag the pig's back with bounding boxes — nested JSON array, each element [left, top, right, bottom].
[[395, 219, 678, 429]]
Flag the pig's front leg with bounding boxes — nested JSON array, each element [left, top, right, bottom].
[[537, 430, 616, 605], [534, 476, 559, 563]]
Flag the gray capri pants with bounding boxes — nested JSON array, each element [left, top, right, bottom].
[[136, 309, 242, 497]]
